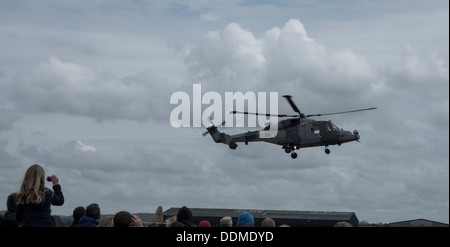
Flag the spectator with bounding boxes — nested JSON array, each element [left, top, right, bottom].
[[261, 217, 276, 227], [219, 216, 233, 227], [198, 220, 211, 227], [169, 221, 184, 227], [15, 164, 64, 227], [0, 193, 17, 227], [70, 206, 85, 227], [334, 221, 353, 227], [98, 216, 114, 227], [237, 212, 254, 227], [165, 215, 177, 227], [113, 210, 143, 227], [176, 206, 196, 227], [76, 203, 101, 227]]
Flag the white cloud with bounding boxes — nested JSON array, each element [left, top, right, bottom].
[[75, 140, 97, 152]]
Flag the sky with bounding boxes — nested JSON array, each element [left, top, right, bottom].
[[0, 0, 448, 224]]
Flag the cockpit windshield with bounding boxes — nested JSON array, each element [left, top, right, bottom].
[[331, 122, 340, 131]]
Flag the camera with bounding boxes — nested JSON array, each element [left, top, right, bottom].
[[46, 176, 53, 182]]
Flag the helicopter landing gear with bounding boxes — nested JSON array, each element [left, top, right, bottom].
[[325, 147, 330, 154], [291, 152, 298, 159], [283, 146, 298, 159]]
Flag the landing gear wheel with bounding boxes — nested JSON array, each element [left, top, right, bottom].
[[285, 147, 291, 153], [325, 148, 330, 154], [291, 152, 298, 159]]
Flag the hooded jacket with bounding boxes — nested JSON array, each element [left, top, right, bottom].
[[75, 216, 99, 227], [237, 212, 254, 227], [177, 206, 196, 227]]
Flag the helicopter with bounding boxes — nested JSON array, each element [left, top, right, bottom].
[[203, 95, 376, 159]]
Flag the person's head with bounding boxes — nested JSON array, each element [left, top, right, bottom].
[[198, 220, 211, 227], [237, 212, 254, 227], [165, 216, 177, 227], [334, 221, 353, 227], [220, 216, 233, 227], [261, 217, 276, 227], [72, 206, 86, 223], [98, 216, 114, 227], [176, 206, 192, 223], [6, 193, 17, 213], [169, 221, 184, 227], [85, 203, 101, 221], [114, 211, 133, 227], [17, 164, 47, 205]]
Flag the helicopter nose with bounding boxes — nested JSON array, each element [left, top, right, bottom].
[[353, 130, 359, 140], [339, 130, 358, 143]]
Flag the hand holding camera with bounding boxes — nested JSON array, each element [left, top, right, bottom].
[[46, 175, 59, 185]]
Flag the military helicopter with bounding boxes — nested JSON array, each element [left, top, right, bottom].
[[203, 95, 376, 159]]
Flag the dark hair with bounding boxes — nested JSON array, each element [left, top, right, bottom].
[[6, 193, 17, 212], [73, 206, 86, 222], [114, 211, 132, 227], [169, 221, 184, 227], [85, 203, 100, 219], [176, 206, 192, 222]]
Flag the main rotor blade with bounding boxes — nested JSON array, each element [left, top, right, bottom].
[[283, 95, 302, 115], [305, 107, 377, 117], [230, 111, 296, 118]]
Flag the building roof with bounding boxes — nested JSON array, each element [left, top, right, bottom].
[[164, 207, 357, 226], [389, 218, 449, 227]]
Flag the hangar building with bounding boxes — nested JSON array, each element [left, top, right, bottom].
[[163, 207, 358, 227]]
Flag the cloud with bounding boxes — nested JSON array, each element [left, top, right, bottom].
[[10, 57, 173, 123], [0, 106, 19, 132], [182, 22, 266, 91], [179, 18, 379, 113], [180, 18, 448, 132]]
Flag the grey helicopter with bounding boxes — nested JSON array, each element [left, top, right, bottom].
[[203, 95, 376, 159]]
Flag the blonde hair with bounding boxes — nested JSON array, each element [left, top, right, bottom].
[[16, 164, 49, 205], [98, 216, 114, 227]]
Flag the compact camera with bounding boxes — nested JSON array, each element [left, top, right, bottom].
[[46, 176, 53, 182]]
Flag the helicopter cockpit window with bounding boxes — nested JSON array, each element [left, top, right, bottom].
[[331, 122, 340, 131]]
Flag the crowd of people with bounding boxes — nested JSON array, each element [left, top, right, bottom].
[[0, 163, 352, 227]]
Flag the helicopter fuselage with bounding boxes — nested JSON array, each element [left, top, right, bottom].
[[228, 118, 359, 149], [206, 117, 360, 158]]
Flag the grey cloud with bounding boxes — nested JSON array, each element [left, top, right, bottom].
[[0, 106, 19, 132], [10, 57, 173, 123]]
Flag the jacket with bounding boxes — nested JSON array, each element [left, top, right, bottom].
[[75, 216, 99, 227], [16, 184, 64, 227]]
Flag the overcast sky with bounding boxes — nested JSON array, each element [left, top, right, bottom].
[[0, 0, 448, 224]]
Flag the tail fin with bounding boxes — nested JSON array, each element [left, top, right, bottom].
[[206, 126, 238, 150], [151, 205, 163, 223], [143, 205, 164, 226]]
